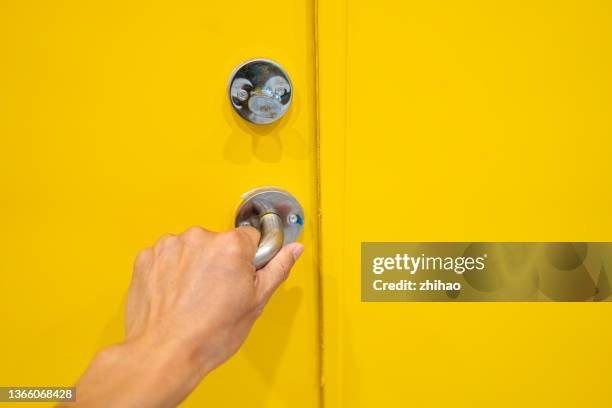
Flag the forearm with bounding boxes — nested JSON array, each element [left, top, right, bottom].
[[59, 337, 206, 408]]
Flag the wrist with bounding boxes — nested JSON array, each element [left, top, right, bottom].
[[118, 335, 207, 405], [75, 335, 207, 408]]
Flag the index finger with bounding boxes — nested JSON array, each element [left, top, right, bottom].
[[236, 225, 261, 256]]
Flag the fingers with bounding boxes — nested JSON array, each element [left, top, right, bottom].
[[134, 247, 153, 272], [235, 225, 261, 258], [256, 242, 304, 302], [178, 226, 260, 271], [153, 233, 178, 258], [180, 226, 214, 245], [134, 227, 211, 277], [236, 225, 261, 249]]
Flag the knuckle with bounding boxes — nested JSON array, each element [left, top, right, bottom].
[[219, 231, 244, 254], [181, 226, 208, 244], [154, 233, 175, 249], [134, 247, 153, 270], [239, 225, 260, 240]]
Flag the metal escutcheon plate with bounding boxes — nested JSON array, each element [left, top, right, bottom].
[[235, 187, 304, 244], [228, 59, 293, 125]]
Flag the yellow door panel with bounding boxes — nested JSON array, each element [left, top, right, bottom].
[[319, 0, 612, 407], [0, 1, 318, 407]]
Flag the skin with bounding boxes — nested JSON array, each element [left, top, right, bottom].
[[58, 226, 304, 408]]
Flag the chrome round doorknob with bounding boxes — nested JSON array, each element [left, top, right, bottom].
[[228, 59, 293, 125], [235, 187, 304, 269]]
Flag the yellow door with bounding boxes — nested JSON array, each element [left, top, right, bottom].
[[3, 1, 612, 407], [0, 1, 318, 407], [318, 0, 612, 407]]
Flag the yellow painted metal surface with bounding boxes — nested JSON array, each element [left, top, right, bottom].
[[0, 1, 318, 407], [3, 0, 612, 406], [319, 1, 612, 407]]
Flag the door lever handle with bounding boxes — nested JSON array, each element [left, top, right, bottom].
[[235, 187, 304, 269], [252, 213, 284, 269]]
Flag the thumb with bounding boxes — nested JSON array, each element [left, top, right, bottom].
[[257, 242, 304, 302]]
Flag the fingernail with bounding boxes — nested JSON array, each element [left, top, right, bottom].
[[292, 243, 305, 261]]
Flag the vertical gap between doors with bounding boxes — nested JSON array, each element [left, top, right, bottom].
[[312, 0, 324, 405]]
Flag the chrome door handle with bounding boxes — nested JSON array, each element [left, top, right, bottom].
[[235, 187, 304, 269], [253, 213, 284, 269], [229, 59, 293, 125]]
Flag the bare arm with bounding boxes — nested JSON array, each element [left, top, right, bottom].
[[58, 226, 303, 408]]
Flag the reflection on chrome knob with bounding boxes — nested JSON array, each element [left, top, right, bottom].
[[228, 59, 292, 125]]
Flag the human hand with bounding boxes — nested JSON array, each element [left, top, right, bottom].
[[65, 226, 304, 408]]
